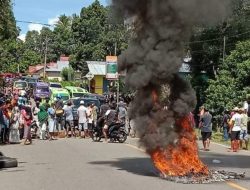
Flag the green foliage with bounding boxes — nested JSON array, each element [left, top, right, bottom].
[[205, 40, 250, 117], [0, 0, 130, 75], [189, 1, 250, 111], [61, 67, 75, 81], [0, 0, 18, 40], [70, 0, 130, 72], [49, 79, 81, 88]]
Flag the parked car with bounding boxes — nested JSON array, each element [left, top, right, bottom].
[[13, 80, 28, 91], [64, 86, 89, 98], [84, 93, 106, 105], [65, 97, 100, 127], [33, 82, 50, 100]]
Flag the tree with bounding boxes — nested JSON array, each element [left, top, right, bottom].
[[205, 40, 250, 117], [53, 15, 74, 57], [70, 0, 130, 75], [189, 0, 250, 110], [61, 67, 75, 81], [0, 0, 18, 40]]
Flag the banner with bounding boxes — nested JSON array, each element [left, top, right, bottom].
[[106, 56, 118, 80]]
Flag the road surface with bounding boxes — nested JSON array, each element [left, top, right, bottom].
[[0, 138, 249, 190]]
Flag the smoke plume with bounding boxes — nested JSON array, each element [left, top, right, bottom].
[[112, 0, 231, 152]]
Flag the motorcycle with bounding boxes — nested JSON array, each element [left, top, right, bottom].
[[30, 120, 49, 139], [92, 121, 127, 143]]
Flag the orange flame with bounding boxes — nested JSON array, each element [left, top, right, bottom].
[[149, 90, 208, 177]]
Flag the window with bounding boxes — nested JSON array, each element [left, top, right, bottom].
[[36, 87, 49, 93], [14, 82, 27, 88], [50, 83, 62, 88]]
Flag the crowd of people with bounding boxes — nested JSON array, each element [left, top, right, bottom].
[[199, 100, 250, 152], [0, 90, 132, 145]]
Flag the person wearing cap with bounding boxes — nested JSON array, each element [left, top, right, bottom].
[[77, 100, 87, 138], [230, 107, 242, 152], [240, 108, 248, 150]]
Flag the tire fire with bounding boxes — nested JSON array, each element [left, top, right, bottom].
[[150, 116, 208, 177]]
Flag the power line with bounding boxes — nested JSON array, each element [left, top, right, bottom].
[[187, 29, 250, 44], [16, 20, 53, 27]]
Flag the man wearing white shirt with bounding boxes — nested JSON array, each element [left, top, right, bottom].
[[77, 101, 87, 138], [231, 107, 242, 152]]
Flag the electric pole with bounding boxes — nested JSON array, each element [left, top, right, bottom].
[[43, 35, 48, 79]]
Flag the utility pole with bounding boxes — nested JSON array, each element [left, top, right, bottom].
[[223, 36, 226, 64], [114, 42, 117, 57], [114, 42, 119, 106], [43, 35, 48, 79]]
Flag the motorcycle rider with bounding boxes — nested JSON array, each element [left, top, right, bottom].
[[103, 103, 117, 143]]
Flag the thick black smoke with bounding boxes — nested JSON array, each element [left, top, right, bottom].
[[112, 0, 231, 152]]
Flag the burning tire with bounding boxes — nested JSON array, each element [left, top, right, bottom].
[[0, 156, 18, 168]]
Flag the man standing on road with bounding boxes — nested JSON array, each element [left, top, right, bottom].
[[100, 100, 110, 117], [77, 101, 87, 138], [222, 110, 230, 141], [117, 100, 127, 124], [63, 101, 75, 138], [230, 107, 242, 152], [86, 103, 93, 138], [55, 95, 64, 132], [200, 108, 213, 151]]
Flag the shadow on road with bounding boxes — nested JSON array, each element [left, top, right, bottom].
[[89, 157, 158, 177], [200, 152, 250, 169]]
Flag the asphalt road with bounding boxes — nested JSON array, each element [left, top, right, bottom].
[[0, 138, 249, 190]]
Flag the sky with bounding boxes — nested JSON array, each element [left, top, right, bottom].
[[13, 0, 108, 40]]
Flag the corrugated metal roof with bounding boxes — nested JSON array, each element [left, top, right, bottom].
[[86, 61, 106, 75]]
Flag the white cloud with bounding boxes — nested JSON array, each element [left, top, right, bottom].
[[18, 34, 26, 41], [28, 23, 43, 32], [48, 16, 59, 26]]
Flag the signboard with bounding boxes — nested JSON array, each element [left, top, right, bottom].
[[106, 56, 118, 80], [85, 72, 94, 80]]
